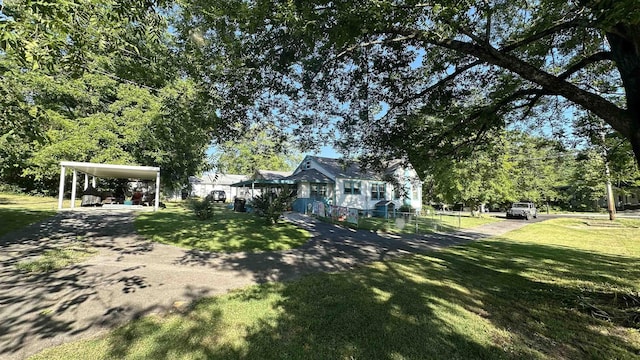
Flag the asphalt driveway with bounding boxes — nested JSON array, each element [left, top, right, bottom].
[[0, 210, 535, 360]]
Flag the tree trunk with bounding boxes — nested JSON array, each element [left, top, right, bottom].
[[607, 25, 640, 168]]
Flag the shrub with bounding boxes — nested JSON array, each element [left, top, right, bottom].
[[398, 204, 413, 213], [252, 186, 296, 224], [187, 197, 215, 220], [0, 183, 23, 193]]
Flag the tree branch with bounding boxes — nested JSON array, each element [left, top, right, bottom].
[[484, 0, 492, 43], [500, 18, 587, 52], [389, 60, 483, 109], [423, 37, 631, 137], [558, 51, 613, 79], [505, 51, 613, 119], [333, 33, 418, 61]]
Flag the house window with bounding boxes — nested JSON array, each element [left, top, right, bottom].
[[371, 183, 386, 200], [310, 183, 327, 198], [393, 185, 401, 200], [344, 180, 361, 195]]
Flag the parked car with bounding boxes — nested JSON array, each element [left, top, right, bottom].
[[506, 202, 537, 220], [206, 190, 227, 203]]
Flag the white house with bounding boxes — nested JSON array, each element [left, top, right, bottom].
[[231, 156, 422, 215], [190, 173, 249, 201], [289, 156, 422, 214]]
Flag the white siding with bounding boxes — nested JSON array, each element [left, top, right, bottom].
[[293, 156, 423, 211], [333, 176, 421, 211], [334, 178, 387, 209], [298, 183, 310, 198]]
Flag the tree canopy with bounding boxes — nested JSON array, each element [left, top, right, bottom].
[[0, 0, 220, 192], [2, 0, 639, 201], [176, 0, 640, 172], [211, 124, 303, 175], [424, 131, 572, 208]]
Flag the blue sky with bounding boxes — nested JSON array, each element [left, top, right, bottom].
[[315, 145, 340, 158]]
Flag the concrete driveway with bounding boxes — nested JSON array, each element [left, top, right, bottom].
[[0, 210, 535, 359]]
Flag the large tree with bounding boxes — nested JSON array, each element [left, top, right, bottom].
[[177, 0, 640, 170], [426, 131, 572, 208], [0, 0, 219, 192], [211, 124, 303, 175]]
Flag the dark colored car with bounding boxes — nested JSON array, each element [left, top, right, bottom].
[[506, 202, 537, 220], [207, 190, 227, 203]]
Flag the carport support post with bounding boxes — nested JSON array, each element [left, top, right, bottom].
[[58, 165, 66, 210], [154, 170, 160, 211], [92, 176, 96, 188], [84, 174, 89, 190], [70, 169, 78, 209]]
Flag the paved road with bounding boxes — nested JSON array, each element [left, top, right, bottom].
[[0, 210, 535, 360]]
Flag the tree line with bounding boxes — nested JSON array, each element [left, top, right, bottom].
[[423, 130, 639, 211], [1, 1, 639, 200]]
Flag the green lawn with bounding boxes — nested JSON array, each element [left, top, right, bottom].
[[135, 202, 312, 252], [354, 212, 501, 234], [0, 192, 69, 237], [32, 218, 640, 359], [16, 240, 97, 273]]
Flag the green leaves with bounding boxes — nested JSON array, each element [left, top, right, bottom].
[[425, 131, 572, 207], [252, 185, 296, 225], [0, 1, 216, 194], [174, 0, 640, 167], [211, 124, 302, 175]]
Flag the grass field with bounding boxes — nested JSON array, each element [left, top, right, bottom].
[[135, 202, 312, 252], [0, 192, 78, 237], [357, 212, 501, 234], [16, 240, 97, 273], [32, 218, 640, 359]]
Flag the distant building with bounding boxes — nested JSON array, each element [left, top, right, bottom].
[[231, 155, 422, 215], [189, 173, 249, 202]]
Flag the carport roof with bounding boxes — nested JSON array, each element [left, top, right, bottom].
[[60, 161, 160, 180]]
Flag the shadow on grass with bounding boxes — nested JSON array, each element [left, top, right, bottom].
[[104, 304, 241, 359], [0, 208, 57, 237], [0, 210, 160, 358], [92, 240, 639, 359], [135, 207, 310, 253]]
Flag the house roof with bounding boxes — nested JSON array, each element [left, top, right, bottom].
[[306, 156, 408, 180], [230, 178, 296, 187], [254, 170, 293, 180], [191, 173, 248, 185], [285, 169, 334, 183], [307, 156, 379, 179]]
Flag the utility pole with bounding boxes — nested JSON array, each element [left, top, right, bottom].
[[600, 130, 616, 221], [604, 161, 616, 221]]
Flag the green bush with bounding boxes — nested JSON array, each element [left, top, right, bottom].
[[187, 197, 215, 220], [0, 183, 23, 193], [252, 186, 296, 224], [398, 204, 413, 213]]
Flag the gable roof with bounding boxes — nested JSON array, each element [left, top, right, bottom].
[[304, 156, 374, 179], [254, 170, 293, 180], [305, 156, 408, 181], [285, 168, 334, 183]]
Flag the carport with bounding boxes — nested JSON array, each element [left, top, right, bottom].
[[58, 161, 161, 211], [230, 178, 297, 199]]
